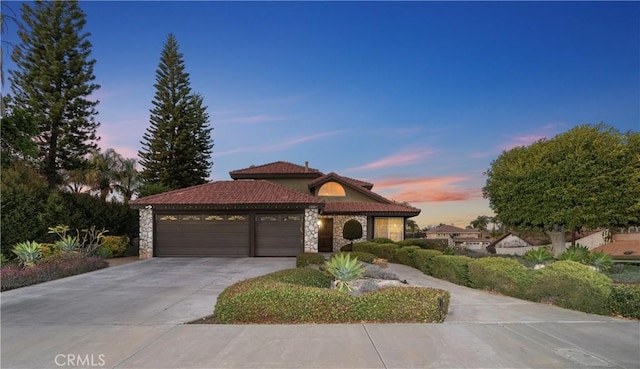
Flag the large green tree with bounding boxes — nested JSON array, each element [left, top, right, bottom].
[[139, 33, 213, 189], [483, 123, 640, 255], [9, 0, 100, 188]]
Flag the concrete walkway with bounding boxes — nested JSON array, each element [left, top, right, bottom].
[[1, 258, 638, 369]]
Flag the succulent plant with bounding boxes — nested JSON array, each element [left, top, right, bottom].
[[12, 241, 43, 267], [55, 236, 80, 253], [325, 253, 365, 292], [524, 247, 554, 265], [587, 251, 613, 272]]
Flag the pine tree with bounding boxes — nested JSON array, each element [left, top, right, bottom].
[[139, 33, 213, 189], [9, 1, 100, 188]]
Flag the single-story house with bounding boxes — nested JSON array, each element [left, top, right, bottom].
[[130, 161, 420, 258]]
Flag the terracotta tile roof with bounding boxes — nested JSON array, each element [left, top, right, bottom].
[[130, 180, 323, 208], [308, 172, 374, 190], [230, 161, 322, 179], [322, 202, 420, 216], [592, 240, 640, 258], [426, 225, 480, 234]]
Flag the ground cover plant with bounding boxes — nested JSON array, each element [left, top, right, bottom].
[[212, 268, 449, 324]]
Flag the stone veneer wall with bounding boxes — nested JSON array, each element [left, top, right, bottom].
[[139, 208, 154, 259], [320, 215, 368, 252], [304, 208, 319, 253]]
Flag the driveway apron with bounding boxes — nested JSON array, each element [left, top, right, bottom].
[[1, 258, 638, 369]]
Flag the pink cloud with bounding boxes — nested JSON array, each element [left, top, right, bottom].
[[216, 130, 344, 157], [371, 174, 483, 204], [345, 149, 435, 172], [500, 134, 546, 151]]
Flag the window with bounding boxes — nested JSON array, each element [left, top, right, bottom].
[[204, 215, 224, 221], [258, 215, 278, 222], [374, 218, 404, 242], [181, 215, 201, 221], [282, 215, 301, 222], [318, 181, 346, 197], [228, 215, 247, 221]]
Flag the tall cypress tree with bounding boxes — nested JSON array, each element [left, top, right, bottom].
[[9, 0, 100, 188], [139, 33, 213, 189]]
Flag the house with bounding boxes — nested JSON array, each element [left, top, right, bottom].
[[129, 161, 420, 258], [424, 225, 487, 248], [487, 232, 549, 255]]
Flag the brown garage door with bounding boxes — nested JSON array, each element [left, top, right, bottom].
[[255, 214, 303, 256], [155, 214, 249, 256]]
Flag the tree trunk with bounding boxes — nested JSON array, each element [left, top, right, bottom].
[[546, 227, 566, 256]]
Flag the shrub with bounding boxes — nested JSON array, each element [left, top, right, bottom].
[[213, 268, 449, 324], [371, 243, 399, 262], [1, 254, 108, 291], [333, 251, 377, 263], [40, 243, 61, 261], [608, 284, 640, 319], [352, 241, 378, 254], [296, 253, 326, 268], [608, 264, 640, 284], [468, 257, 535, 299], [98, 236, 129, 258], [342, 219, 363, 243], [414, 249, 443, 275], [372, 237, 394, 244], [530, 261, 612, 315], [431, 255, 473, 286], [443, 246, 455, 255], [12, 241, 43, 267], [326, 253, 366, 292], [524, 248, 554, 265], [339, 243, 353, 252], [395, 246, 421, 268], [55, 236, 81, 253], [0, 254, 8, 265], [397, 238, 446, 251]]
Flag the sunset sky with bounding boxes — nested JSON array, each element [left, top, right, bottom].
[[3, 1, 639, 228]]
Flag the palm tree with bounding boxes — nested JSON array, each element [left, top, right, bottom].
[[113, 157, 141, 205], [61, 168, 92, 194], [89, 148, 122, 201], [470, 215, 490, 231]]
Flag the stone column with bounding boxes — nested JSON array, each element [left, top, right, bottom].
[[332, 215, 367, 251], [304, 207, 319, 253], [139, 207, 154, 259]]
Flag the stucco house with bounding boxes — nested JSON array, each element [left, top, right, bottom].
[[130, 161, 420, 258], [424, 225, 486, 248]]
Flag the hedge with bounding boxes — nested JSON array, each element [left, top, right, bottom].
[[395, 246, 422, 268], [98, 236, 129, 258], [296, 253, 326, 268], [213, 268, 449, 324], [530, 261, 612, 315], [608, 284, 640, 319], [468, 257, 535, 299], [431, 255, 473, 286], [353, 242, 399, 262], [414, 249, 443, 275], [396, 238, 446, 251]]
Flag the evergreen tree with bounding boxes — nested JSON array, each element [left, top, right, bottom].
[[139, 33, 213, 189], [9, 0, 100, 188]]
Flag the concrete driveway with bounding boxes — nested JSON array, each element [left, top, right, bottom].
[[1, 258, 639, 369]]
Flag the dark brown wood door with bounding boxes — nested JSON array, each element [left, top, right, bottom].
[[155, 214, 250, 256], [255, 214, 303, 256], [318, 218, 333, 252]]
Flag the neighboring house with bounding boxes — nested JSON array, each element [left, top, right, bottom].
[[565, 230, 609, 250], [487, 232, 549, 255], [425, 225, 485, 248], [592, 233, 640, 259], [130, 161, 420, 258]]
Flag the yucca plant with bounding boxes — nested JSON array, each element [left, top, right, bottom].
[[524, 247, 554, 265], [325, 253, 366, 292], [55, 236, 81, 253], [587, 251, 613, 272], [12, 241, 43, 267]]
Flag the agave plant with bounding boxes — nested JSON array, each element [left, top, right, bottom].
[[325, 253, 366, 292], [12, 241, 43, 267], [524, 247, 554, 265], [587, 251, 613, 272], [55, 236, 81, 253], [0, 253, 8, 265], [558, 244, 590, 263]]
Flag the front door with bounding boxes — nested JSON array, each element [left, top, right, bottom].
[[318, 218, 333, 252]]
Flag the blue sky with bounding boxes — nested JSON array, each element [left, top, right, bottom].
[[3, 1, 639, 228]]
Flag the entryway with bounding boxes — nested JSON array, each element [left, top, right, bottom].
[[318, 218, 333, 252]]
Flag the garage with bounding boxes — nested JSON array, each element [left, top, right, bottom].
[[255, 214, 304, 256], [155, 213, 250, 256]]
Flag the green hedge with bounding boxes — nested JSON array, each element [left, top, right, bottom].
[[414, 249, 443, 275], [98, 236, 129, 258], [332, 251, 377, 264], [396, 238, 446, 251], [395, 246, 421, 268], [213, 268, 449, 324], [371, 237, 394, 244], [530, 261, 612, 315], [296, 253, 326, 268], [608, 284, 640, 319], [431, 255, 473, 286], [353, 242, 399, 262], [468, 257, 535, 299], [352, 242, 377, 253]]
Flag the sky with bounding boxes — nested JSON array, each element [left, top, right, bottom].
[[2, 1, 639, 229]]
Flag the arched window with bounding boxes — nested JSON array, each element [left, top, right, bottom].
[[318, 181, 346, 196]]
